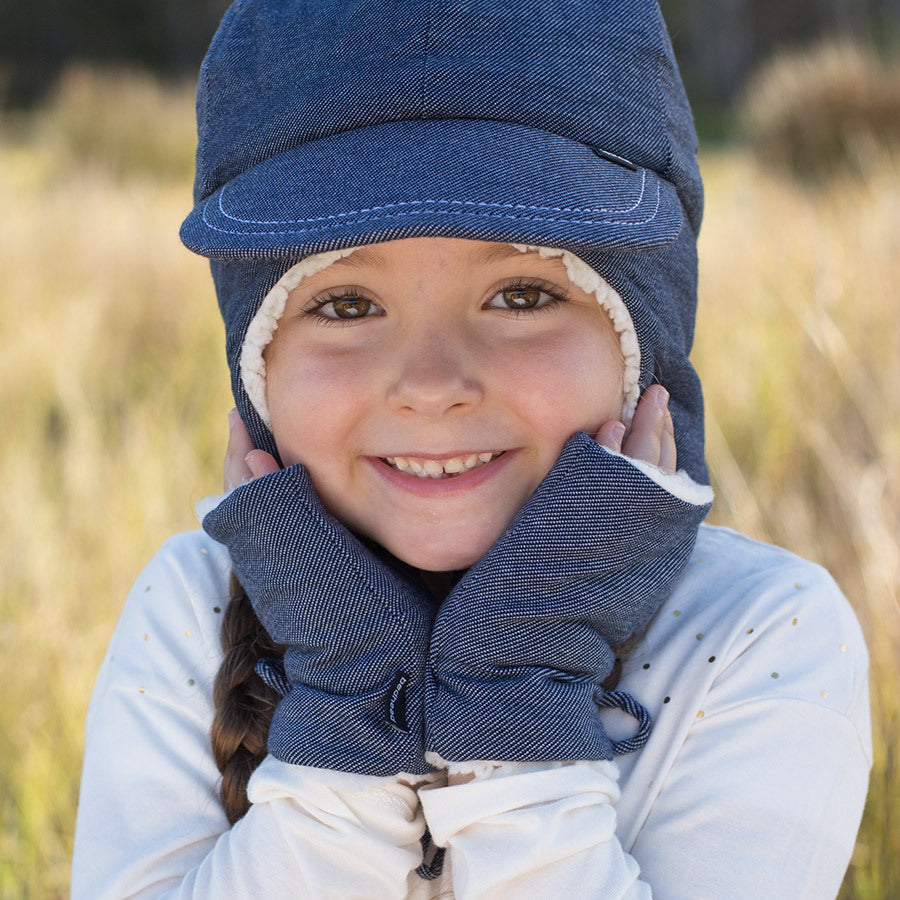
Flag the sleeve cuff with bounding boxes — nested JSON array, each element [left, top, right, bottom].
[[600, 444, 714, 506], [417, 759, 621, 847]]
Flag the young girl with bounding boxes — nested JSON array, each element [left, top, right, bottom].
[[71, 1, 871, 897]]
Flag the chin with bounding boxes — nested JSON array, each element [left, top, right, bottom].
[[393, 547, 481, 574], [379, 532, 493, 574]]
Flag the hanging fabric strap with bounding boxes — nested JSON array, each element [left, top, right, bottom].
[[595, 689, 652, 754], [415, 827, 446, 881]]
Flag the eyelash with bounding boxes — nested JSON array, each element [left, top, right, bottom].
[[303, 290, 384, 325], [302, 280, 570, 323]]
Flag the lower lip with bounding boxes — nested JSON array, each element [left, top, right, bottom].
[[364, 450, 519, 497]]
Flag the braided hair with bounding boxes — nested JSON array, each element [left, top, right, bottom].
[[210, 573, 285, 824]]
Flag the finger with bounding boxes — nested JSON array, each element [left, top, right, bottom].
[[224, 412, 281, 489], [224, 409, 255, 491], [658, 406, 677, 474], [245, 448, 280, 479], [621, 385, 669, 467], [593, 420, 626, 454]]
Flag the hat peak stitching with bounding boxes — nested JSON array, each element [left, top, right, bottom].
[[213, 169, 650, 227], [203, 183, 663, 238]]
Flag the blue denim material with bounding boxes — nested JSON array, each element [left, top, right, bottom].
[[202, 465, 436, 775], [180, 0, 711, 484], [203, 432, 711, 772], [426, 432, 711, 762]]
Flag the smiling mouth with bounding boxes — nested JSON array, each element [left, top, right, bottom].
[[381, 452, 505, 479]]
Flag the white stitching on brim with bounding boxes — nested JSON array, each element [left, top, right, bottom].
[[240, 244, 641, 428]]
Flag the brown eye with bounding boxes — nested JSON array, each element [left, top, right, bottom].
[[504, 288, 541, 309], [486, 286, 554, 311], [319, 296, 379, 319]]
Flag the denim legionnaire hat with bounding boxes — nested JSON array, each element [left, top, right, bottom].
[[181, 0, 709, 483]]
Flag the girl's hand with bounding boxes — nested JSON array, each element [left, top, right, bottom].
[[594, 385, 676, 473], [224, 409, 280, 491]]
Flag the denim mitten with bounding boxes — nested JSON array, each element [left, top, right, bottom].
[[202, 465, 436, 776], [425, 431, 713, 763]]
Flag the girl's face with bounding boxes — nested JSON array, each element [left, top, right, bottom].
[[264, 237, 624, 571]]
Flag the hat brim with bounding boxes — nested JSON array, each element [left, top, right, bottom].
[[181, 118, 684, 260]]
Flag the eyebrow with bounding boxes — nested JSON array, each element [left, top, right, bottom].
[[326, 240, 533, 271], [469, 243, 532, 264]]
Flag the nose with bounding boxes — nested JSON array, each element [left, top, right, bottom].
[[387, 333, 483, 419]]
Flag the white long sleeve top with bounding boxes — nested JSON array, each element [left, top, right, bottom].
[[71, 524, 871, 899]]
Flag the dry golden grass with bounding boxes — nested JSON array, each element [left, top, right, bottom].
[[0, 73, 227, 898], [695, 149, 900, 897], [741, 41, 900, 179], [0, 69, 897, 897]]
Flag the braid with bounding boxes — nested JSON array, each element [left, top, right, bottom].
[[211, 572, 285, 824]]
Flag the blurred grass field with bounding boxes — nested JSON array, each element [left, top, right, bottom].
[[1, 66, 898, 898]]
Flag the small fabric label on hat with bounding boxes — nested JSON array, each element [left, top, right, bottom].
[[592, 147, 639, 171]]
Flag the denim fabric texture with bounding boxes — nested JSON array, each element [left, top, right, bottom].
[[202, 465, 436, 775], [180, 0, 711, 484], [425, 432, 712, 763]]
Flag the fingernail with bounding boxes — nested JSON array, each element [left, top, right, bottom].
[[610, 422, 626, 450], [244, 452, 259, 479], [654, 387, 670, 409], [228, 408, 238, 431]]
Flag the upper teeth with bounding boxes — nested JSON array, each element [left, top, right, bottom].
[[384, 452, 502, 478]]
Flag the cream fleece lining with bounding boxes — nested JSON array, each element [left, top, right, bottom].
[[422, 751, 620, 781], [239, 244, 641, 429]]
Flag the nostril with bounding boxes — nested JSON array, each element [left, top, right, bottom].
[[388, 371, 483, 418]]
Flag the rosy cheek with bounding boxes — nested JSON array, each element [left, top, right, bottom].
[[502, 330, 622, 429], [266, 353, 351, 461]]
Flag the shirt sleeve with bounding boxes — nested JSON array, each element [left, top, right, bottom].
[[70, 532, 427, 899], [418, 760, 651, 899], [622, 544, 871, 900]]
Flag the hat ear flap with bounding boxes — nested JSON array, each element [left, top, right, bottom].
[[576, 224, 708, 486], [211, 258, 287, 463]]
